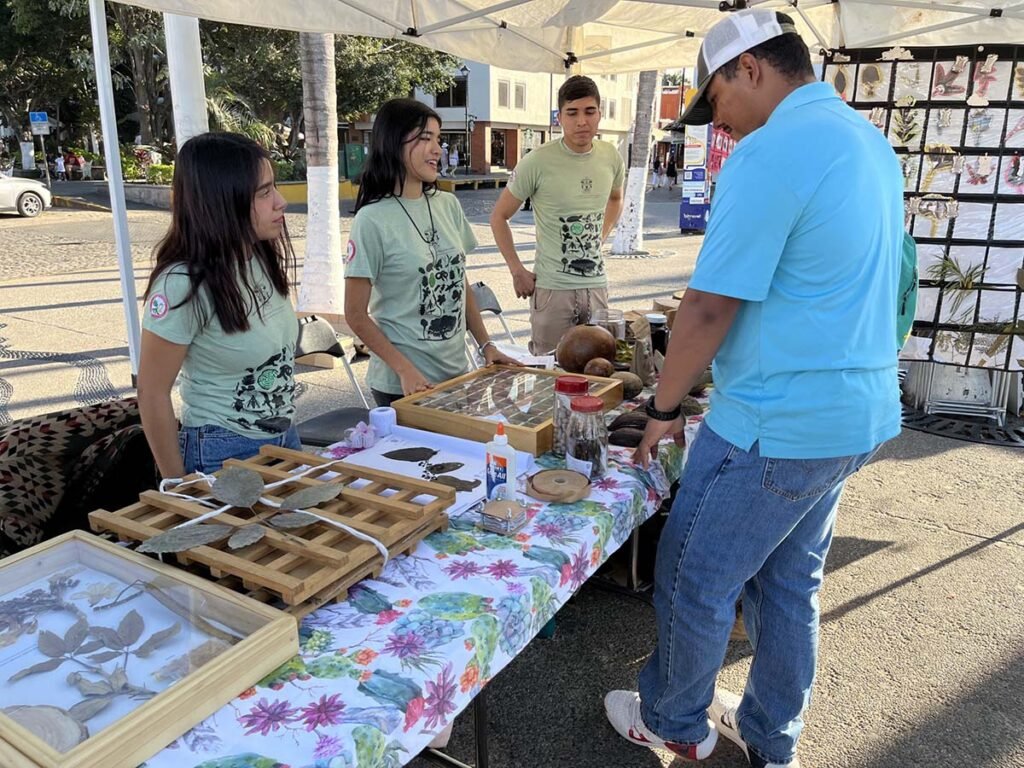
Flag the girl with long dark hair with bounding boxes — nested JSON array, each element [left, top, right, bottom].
[[345, 98, 515, 406], [138, 132, 299, 478]]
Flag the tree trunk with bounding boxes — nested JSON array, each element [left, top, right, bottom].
[[611, 69, 659, 256], [297, 32, 345, 316]]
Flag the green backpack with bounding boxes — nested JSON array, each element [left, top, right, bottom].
[[897, 232, 918, 351]]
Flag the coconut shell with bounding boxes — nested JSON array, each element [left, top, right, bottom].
[[611, 371, 644, 400], [556, 325, 617, 373], [681, 395, 704, 417], [609, 428, 645, 447], [583, 357, 615, 378], [608, 410, 649, 431]]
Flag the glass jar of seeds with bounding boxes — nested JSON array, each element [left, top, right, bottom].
[[553, 375, 588, 457], [566, 395, 608, 479]]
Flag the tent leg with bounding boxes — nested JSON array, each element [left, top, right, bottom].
[[89, 0, 142, 380]]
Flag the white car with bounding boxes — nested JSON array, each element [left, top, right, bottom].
[[0, 176, 53, 218]]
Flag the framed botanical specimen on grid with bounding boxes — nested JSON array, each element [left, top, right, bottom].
[[823, 44, 1024, 371]]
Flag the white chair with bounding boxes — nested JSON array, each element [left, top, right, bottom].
[[81, 161, 93, 180], [465, 281, 518, 368]]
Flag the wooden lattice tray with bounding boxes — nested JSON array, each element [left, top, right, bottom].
[[89, 446, 453, 617]]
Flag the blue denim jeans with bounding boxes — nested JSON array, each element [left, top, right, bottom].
[[178, 424, 301, 475], [638, 425, 877, 765]]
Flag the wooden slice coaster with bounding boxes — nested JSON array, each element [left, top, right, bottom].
[[526, 469, 591, 503]]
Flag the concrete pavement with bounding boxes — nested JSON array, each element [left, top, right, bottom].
[[0, 186, 1021, 767]]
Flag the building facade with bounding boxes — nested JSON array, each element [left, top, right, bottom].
[[410, 64, 638, 174]]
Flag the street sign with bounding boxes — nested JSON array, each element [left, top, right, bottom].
[[29, 111, 50, 136]]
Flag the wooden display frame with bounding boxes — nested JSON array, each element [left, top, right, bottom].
[[0, 531, 297, 768], [393, 365, 623, 455], [90, 445, 453, 616]]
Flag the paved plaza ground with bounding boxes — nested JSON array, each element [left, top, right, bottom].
[[0, 184, 1021, 767]]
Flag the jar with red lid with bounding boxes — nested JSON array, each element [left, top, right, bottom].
[[566, 395, 608, 479], [553, 375, 589, 457]]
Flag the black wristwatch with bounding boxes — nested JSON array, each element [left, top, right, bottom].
[[645, 398, 681, 422]]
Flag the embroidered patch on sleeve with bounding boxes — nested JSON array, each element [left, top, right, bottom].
[[149, 293, 169, 319], [345, 239, 357, 264]]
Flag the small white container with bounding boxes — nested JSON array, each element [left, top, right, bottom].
[[485, 422, 518, 501]]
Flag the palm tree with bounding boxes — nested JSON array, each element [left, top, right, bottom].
[[611, 69, 658, 256], [297, 32, 345, 316], [205, 83, 276, 149]]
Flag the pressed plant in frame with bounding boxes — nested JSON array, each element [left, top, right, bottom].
[[892, 108, 921, 146], [927, 254, 985, 325]]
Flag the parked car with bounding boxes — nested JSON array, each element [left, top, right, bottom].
[[0, 177, 52, 218]]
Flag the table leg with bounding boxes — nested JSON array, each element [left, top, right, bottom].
[[421, 690, 489, 768]]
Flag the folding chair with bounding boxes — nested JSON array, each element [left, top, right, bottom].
[[464, 281, 519, 368], [293, 315, 371, 447]]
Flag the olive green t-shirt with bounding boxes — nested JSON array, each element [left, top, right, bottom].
[[142, 258, 298, 438], [508, 139, 625, 290], [345, 191, 478, 395]]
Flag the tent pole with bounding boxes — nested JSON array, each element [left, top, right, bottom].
[[89, 0, 142, 384]]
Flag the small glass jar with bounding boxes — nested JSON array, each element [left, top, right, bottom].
[[645, 312, 668, 356], [553, 375, 589, 457], [593, 307, 626, 341], [566, 395, 608, 480]]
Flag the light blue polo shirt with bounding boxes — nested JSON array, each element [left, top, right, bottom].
[[690, 81, 904, 459]]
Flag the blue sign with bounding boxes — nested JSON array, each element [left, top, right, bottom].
[[29, 112, 48, 124]]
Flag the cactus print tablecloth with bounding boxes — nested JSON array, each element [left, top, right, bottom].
[[143, 423, 698, 768]]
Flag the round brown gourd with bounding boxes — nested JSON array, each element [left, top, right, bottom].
[[611, 371, 644, 400], [583, 357, 615, 378], [556, 325, 617, 373]]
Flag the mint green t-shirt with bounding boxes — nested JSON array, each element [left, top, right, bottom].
[[508, 139, 625, 290], [345, 191, 478, 395], [142, 258, 298, 438]]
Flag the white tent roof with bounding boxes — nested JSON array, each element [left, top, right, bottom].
[[113, 0, 1024, 74]]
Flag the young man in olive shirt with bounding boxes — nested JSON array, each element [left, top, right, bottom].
[[490, 76, 625, 354]]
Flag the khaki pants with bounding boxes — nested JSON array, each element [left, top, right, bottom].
[[529, 287, 609, 355]]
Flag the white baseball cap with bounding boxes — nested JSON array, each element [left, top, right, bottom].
[[680, 9, 799, 125]]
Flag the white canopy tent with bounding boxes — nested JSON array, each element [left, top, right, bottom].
[[89, 0, 1024, 373]]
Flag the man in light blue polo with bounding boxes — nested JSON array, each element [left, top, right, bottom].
[[605, 9, 904, 768]]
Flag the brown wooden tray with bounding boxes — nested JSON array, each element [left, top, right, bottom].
[[89, 445, 454, 611], [393, 365, 623, 455]]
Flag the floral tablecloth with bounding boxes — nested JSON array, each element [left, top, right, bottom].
[[144, 427, 695, 768]]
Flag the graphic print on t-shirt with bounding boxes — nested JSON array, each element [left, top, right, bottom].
[[228, 346, 296, 433], [417, 228, 465, 341], [559, 212, 605, 277]]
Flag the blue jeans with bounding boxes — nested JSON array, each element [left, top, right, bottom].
[[178, 424, 301, 475], [638, 425, 877, 764]]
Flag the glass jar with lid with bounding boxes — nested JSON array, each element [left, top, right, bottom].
[[553, 375, 588, 457], [566, 395, 608, 479]]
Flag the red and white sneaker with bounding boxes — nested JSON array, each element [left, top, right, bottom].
[[709, 690, 801, 768], [604, 690, 718, 761]]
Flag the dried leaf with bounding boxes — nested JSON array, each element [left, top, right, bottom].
[[72, 677, 113, 696], [280, 484, 343, 511], [37, 630, 66, 658], [63, 620, 88, 652], [426, 462, 464, 475], [109, 667, 128, 691], [269, 511, 319, 529], [77, 639, 104, 655], [87, 650, 122, 663], [9, 658, 64, 682], [433, 475, 481, 492], [117, 610, 144, 647], [227, 525, 267, 550], [382, 447, 438, 463], [69, 696, 114, 723], [88, 627, 124, 650], [134, 623, 181, 658], [136, 523, 234, 554], [210, 467, 265, 507]]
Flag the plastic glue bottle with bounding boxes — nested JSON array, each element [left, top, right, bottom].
[[485, 422, 517, 501]]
